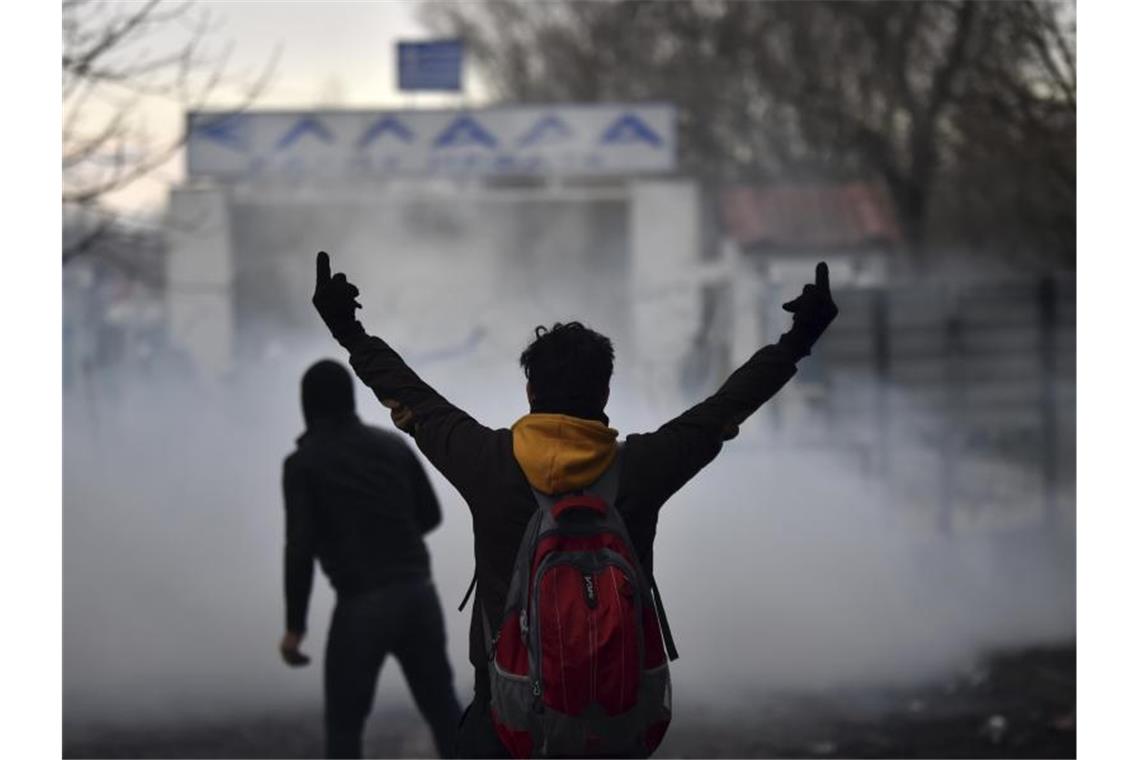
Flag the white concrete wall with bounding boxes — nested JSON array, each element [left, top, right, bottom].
[[166, 186, 233, 380]]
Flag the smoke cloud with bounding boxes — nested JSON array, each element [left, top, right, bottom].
[[63, 201, 1074, 731]]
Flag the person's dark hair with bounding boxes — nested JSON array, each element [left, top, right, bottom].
[[301, 359, 355, 427], [519, 322, 614, 420]]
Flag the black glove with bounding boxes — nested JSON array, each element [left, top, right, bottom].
[[312, 251, 365, 346], [778, 261, 838, 361]]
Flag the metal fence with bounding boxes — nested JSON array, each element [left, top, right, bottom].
[[763, 273, 1076, 536]]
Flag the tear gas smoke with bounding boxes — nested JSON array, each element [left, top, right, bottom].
[[63, 200, 1074, 730]]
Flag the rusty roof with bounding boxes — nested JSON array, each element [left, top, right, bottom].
[[720, 181, 902, 250]]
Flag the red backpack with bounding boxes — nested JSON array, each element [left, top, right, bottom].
[[467, 453, 679, 757]]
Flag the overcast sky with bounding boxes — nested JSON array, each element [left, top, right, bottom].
[[93, 1, 490, 214]]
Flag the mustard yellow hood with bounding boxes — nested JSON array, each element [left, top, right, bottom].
[[512, 413, 619, 495]]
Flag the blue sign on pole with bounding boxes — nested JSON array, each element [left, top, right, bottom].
[[397, 40, 463, 92]]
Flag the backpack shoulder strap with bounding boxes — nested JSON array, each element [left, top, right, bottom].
[[457, 570, 477, 612], [590, 448, 622, 505], [650, 575, 680, 662]]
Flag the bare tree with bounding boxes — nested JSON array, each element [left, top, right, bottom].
[[940, 1, 1076, 268], [62, 0, 278, 265], [424, 0, 1075, 267], [742, 0, 1074, 265]]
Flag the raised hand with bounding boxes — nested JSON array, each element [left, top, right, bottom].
[[312, 251, 365, 345], [779, 261, 839, 360]]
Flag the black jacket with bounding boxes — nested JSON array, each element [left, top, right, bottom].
[[283, 414, 441, 633], [340, 332, 801, 667]]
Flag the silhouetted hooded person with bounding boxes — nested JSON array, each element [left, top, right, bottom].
[[301, 359, 356, 428], [279, 359, 461, 759]]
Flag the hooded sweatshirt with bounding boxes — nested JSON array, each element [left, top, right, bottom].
[[282, 360, 443, 634], [339, 331, 799, 673], [511, 413, 618, 493]]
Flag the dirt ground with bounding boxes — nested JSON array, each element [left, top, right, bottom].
[[63, 644, 1075, 759]]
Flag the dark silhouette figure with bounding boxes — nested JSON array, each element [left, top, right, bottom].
[[279, 359, 462, 758], [311, 252, 837, 757]]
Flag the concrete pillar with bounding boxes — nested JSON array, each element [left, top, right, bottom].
[[165, 186, 233, 380], [629, 180, 701, 410], [725, 239, 763, 369]]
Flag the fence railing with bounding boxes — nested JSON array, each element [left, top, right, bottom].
[[761, 274, 1076, 535]]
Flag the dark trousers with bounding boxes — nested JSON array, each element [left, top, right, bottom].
[[324, 579, 462, 759], [454, 667, 510, 758]]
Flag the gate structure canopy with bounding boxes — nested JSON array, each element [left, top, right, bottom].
[[168, 104, 702, 393], [186, 104, 677, 181]]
